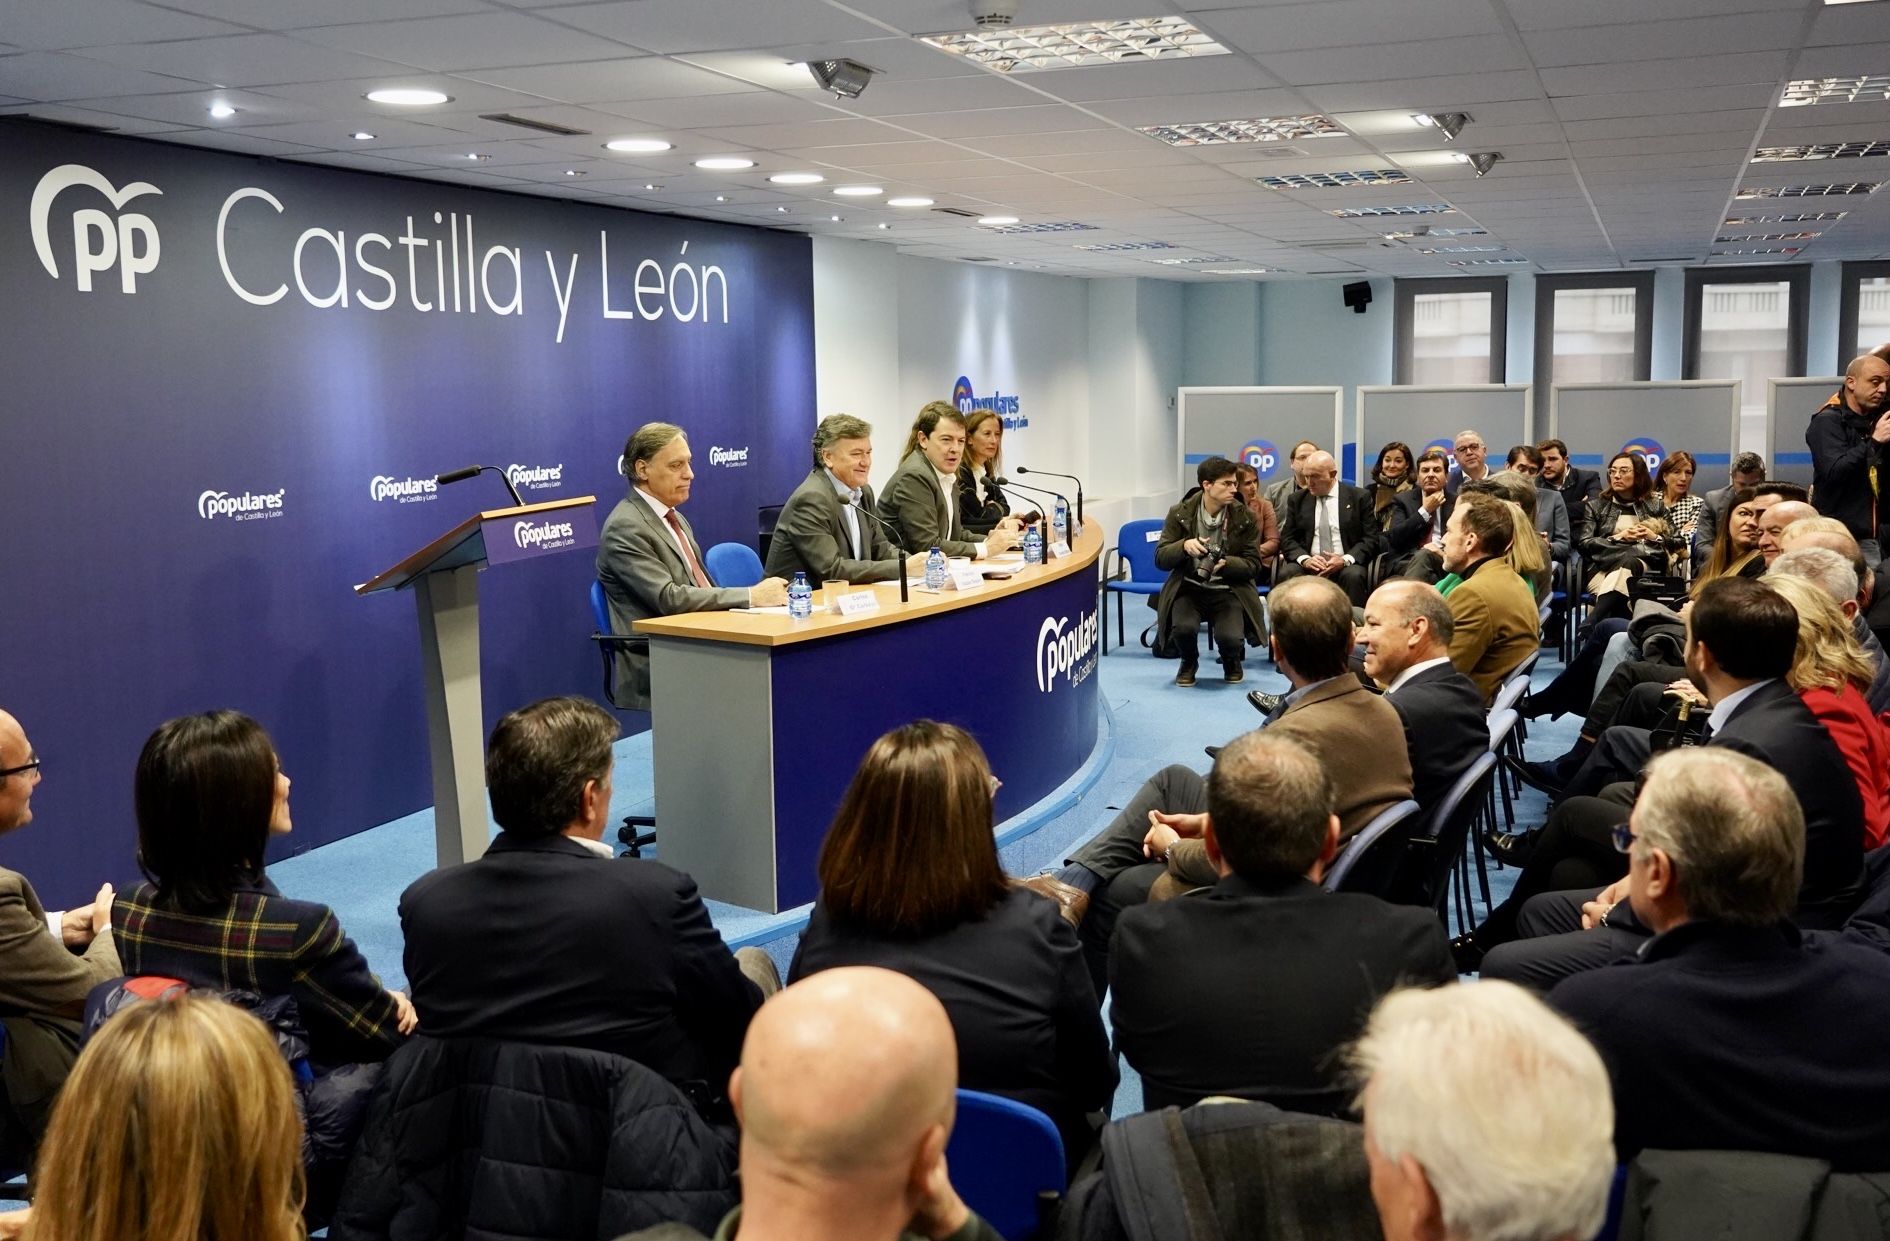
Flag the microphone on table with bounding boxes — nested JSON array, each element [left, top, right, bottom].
[[998, 477, 1071, 534], [1016, 466, 1085, 531], [436, 464, 523, 508], [852, 496, 911, 604]]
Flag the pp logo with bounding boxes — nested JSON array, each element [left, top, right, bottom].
[[1621, 438, 1665, 473], [1423, 438, 1454, 456], [1237, 440, 1279, 479], [1036, 608, 1099, 694], [31, 164, 162, 293], [951, 375, 975, 410]]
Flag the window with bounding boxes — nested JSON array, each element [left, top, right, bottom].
[[1838, 260, 1890, 370], [1394, 277, 1507, 385], [1532, 272, 1654, 422], [1683, 265, 1810, 428]]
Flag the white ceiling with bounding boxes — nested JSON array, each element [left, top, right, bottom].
[[5, 0, 1889, 280]]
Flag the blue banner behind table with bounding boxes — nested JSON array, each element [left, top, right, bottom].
[[0, 122, 814, 907], [768, 571, 1102, 909]]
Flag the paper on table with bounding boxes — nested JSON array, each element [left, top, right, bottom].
[[734, 605, 791, 614], [989, 553, 1026, 563]]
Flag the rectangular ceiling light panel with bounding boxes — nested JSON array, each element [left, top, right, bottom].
[[1258, 168, 1411, 190], [1327, 203, 1457, 217], [1735, 182, 1882, 198], [1072, 240, 1178, 251], [1448, 257, 1528, 266], [1136, 116, 1343, 147], [1781, 76, 1890, 107], [1421, 244, 1505, 253], [1723, 212, 1848, 224], [1148, 255, 1237, 264], [920, 17, 1230, 74], [1714, 231, 1822, 242], [1752, 140, 1890, 162], [979, 221, 1098, 233], [1711, 246, 1803, 255]]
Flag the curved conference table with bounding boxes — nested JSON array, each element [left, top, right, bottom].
[[636, 520, 1104, 912]]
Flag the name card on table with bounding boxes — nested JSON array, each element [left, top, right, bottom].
[[1048, 540, 1072, 560], [834, 590, 881, 616]]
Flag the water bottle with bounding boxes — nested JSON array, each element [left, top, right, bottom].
[[925, 546, 947, 591], [1023, 523, 1044, 566], [787, 572, 813, 619], [1052, 497, 1069, 548]]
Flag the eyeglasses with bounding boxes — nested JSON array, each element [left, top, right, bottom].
[[0, 757, 41, 781], [1610, 822, 1637, 854]]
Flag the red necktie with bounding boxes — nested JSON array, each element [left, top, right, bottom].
[[664, 510, 713, 588]]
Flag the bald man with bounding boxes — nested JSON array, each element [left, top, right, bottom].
[[1276, 451, 1382, 606], [0, 709, 119, 1159], [1756, 499, 1818, 567], [618, 967, 1001, 1241], [1807, 352, 1890, 568]]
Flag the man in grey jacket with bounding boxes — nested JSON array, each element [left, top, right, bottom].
[[764, 414, 929, 587], [880, 401, 1019, 561]]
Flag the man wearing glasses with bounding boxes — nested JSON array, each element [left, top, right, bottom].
[[0, 709, 120, 1158]]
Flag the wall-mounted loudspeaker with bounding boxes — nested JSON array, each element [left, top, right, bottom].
[[1342, 281, 1372, 314]]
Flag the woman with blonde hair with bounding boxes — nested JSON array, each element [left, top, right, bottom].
[[1767, 573, 1890, 848], [19, 994, 305, 1241]]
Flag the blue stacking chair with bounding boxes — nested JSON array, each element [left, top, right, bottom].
[[1394, 751, 1499, 935], [704, 541, 763, 587], [1100, 518, 1165, 653], [944, 1090, 1066, 1240], [586, 581, 656, 856], [1323, 799, 1422, 896]]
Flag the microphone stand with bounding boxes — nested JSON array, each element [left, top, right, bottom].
[[1016, 467, 1084, 530], [1002, 479, 1072, 544], [436, 464, 523, 507], [855, 499, 910, 604]]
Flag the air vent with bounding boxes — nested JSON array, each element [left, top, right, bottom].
[[480, 113, 590, 137], [932, 206, 982, 218], [1248, 145, 1310, 160]]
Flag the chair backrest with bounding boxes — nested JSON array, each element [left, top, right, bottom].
[[1506, 649, 1540, 685], [1486, 708, 1519, 753], [589, 580, 613, 634], [944, 1089, 1066, 1241], [1488, 672, 1529, 717], [704, 541, 763, 588], [1323, 799, 1422, 895], [1112, 519, 1167, 584], [1394, 751, 1497, 910], [758, 503, 786, 563]]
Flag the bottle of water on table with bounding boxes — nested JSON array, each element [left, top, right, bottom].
[[925, 546, 947, 590], [787, 572, 813, 619], [1053, 497, 1069, 548], [1023, 523, 1044, 565]]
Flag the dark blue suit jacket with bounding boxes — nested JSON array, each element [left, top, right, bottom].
[[1386, 661, 1487, 818]]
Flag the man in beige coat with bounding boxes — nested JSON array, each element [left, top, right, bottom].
[[0, 708, 119, 1155], [1440, 493, 1542, 703]]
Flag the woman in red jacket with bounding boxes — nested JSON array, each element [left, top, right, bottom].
[[1771, 574, 1890, 850]]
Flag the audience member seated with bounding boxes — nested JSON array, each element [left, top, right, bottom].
[[400, 697, 769, 1115], [0, 708, 118, 1159], [1703, 450, 1767, 533], [789, 721, 1115, 1165], [955, 408, 1010, 536], [1501, 446, 1571, 565], [1464, 479, 1550, 602], [2, 994, 306, 1241], [1579, 451, 1681, 627], [1359, 582, 1488, 822], [1463, 579, 1867, 985], [1110, 732, 1452, 1115], [615, 968, 1004, 1241], [764, 413, 929, 586], [1443, 429, 1490, 497], [1757, 497, 1820, 567], [113, 711, 413, 1069], [1276, 450, 1382, 606], [882, 402, 1019, 561], [1352, 982, 1614, 1241], [1438, 493, 1541, 703], [1655, 450, 1707, 545], [1367, 441, 1415, 532], [1263, 438, 1319, 514], [1778, 519, 1890, 713], [1057, 576, 1412, 988], [1537, 437, 1601, 505], [1233, 461, 1282, 569], [1550, 749, 1890, 1169], [1151, 455, 1267, 686], [1386, 449, 1452, 578]]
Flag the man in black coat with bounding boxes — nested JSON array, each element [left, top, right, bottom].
[[1152, 455, 1266, 685], [1806, 352, 1890, 566], [1109, 731, 1454, 1115], [1385, 449, 1454, 581], [1361, 581, 1487, 821], [400, 697, 770, 1110], [1550, 748, 1890, 1171], [1276, 450, 1381, 606], [1538, 438, 1601, 507]]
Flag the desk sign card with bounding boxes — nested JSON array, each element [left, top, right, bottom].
[[1048, 541, 1072, 560], [949, 564, 984, 590], [835, 590, 880, 615]]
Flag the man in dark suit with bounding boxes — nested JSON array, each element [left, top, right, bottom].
[[1110, 730, 1454, 1114], [597, 423, 787, 710], [1387, 448, 1453, 580], [1701, 451, 1767, 537], [880, 401, 1019, 562], [1550, 747, 1890, 1170], [1442, 428, 1491, 499], [1360, 581, 1486, 820], [400, 696, 772, 1109], [1276, 450, 1381, 606], [1538, 438, 1602, 507], [1467, 578, 1866, 985], [763, 413, 928, 586]]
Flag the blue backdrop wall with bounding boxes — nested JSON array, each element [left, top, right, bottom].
[[0, 122, 815, 907]]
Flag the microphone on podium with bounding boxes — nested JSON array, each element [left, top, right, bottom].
[[1016, 466, 1084, 529], [436, 464, 523, 507]]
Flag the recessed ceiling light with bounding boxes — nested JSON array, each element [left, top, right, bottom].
[[887, 196, 935, 208], [1258, 168, 1411, 189], [642, 183, 661, 191], [605, 138, 672, 154], [1724, 211, 1847, 224], [983, 221, 1096, 234], [1429, 227, 1487, 236], [833, 185, 883, 197], [1782, 75, 1890, 107], [1073, 241, 1177, 252], [1136, 116, 1344, 147], [1752, 140, 1890, 162], [1735, 182, 1883, 198], [366, 88, 451, 106], [1202, 268, 1274, 275], [776, 206, 791, 213], [1148, 256, 1236, 265], [1712, 246, 1803, 256], [1448, 257, 1527, 266], [976, 215, 1020, 225], [768, 172, 824, 185], [695, 156, 756, 170], [715, 195, 728, 202], [921, 16, 1230, 74], [876, 223, 891, 230], [1327, 203, 1457, 218], [462, 153, 490, 161], [208, 103, 237, 119], [830, 214, 843, 222], [349, 131, 376, 141], [563, 169, 585, 177], [1715, 231, 1822, 242]]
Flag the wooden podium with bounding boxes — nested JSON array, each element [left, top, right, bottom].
[[358, 496, 598, 867]]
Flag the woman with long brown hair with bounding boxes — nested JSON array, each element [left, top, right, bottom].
[[1578, 452, 1679, 626], [789, 720, 1115, 1166], [956, 407, 1011, 535]]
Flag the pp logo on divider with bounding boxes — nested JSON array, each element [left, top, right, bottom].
[[1237, 440, 1279, 479], [30, 164, 163, 294], [1621, 438, 1665, 473]]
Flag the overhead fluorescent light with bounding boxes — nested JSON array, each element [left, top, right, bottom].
[[980, 221, 1096, 233], [1752, 140, 1890, 162], [349, 131, 375, 141], [768, 172, 824, 185], [1735, 182, 1882, 198], [975, 215, 1021, 225], [1421, 244, 1505, 253], [208, 102, 237, 119], [1201, 268, 1275, 275], [1258, 169, 1412, 190], [1147, 256, 1237, 265], [605, 138, 672, 153], [832, 185, 883, 197], [695, 157, 756, 170], [1448, 257, 1527, 266], [1428, 227, 1487, 237], [920, 16, 1229, 74], [887, 196, 935, 208], [1723, 211, 1847, 224], [1327, 203, 1457, 217], [1135, 116, 1343, 147], [366, 88, 450, 106], [1781, 75, 1890, 107], [1072, 240, 1177, 251], [1712, 246, 1803, 256], [1715, 231, 1822, 242]]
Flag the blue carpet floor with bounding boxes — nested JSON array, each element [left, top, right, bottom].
[[266, 634, 1579, 1125]]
